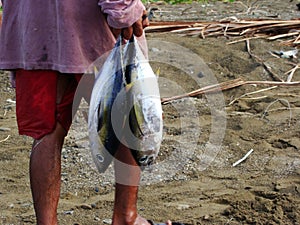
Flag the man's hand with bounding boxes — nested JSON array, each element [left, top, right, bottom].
[[111, 10, 149, 40]]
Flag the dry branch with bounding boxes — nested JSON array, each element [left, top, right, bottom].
[[285, 64, 300, 82], [245, 39, 283, 82], [161, 78, 300, 104], [232, 149, 254, 167], [0, 135, 10, 143], [161, 78, 245, 104], [228, 86, 278, 106], [146, 19, 300, 46], [148, 19, 300, 104]]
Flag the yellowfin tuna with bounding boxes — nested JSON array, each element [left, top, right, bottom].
[[88, 36, 163, 172]]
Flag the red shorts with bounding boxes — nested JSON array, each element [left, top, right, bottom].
[[15, 70, 83, 140]]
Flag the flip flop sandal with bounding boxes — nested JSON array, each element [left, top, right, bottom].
[[148, 220, 185, 225]]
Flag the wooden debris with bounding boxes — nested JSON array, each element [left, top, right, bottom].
[[161, 78, 245, 104], [228, 86, 278, 106], [232, 149, 254, 167], [161, 78, 300, 104], [146, 19, 300, 46], [0, 135, 10, 143], [245, 39, 284, 82], [148, 19, 300, 104], [285, 64, 300, 82]]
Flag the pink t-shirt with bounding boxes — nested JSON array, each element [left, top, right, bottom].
[[0, 0, 145, 73]]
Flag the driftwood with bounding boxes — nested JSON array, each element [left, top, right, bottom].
[[146, 19, 300, 46], [147, 19, 300, 104], [161, 78, 300, 104]]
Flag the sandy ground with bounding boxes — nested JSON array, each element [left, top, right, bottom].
[[0, 1, 300, 224]]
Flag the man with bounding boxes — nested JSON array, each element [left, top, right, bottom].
[[0, 1, 175, 224]]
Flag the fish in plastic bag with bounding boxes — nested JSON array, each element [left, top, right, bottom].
[[88, 36, 163, 173]]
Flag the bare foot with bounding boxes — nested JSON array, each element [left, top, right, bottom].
[[113, 214, 172, 225], [134, 216, 172, 225]]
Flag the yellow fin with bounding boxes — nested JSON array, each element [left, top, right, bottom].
[[155, 67, 160, 77], [94, 66, 99, 75], [125, 83, 133, 92]]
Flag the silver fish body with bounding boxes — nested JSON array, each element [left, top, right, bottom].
[[88, 36, 163, 172], [113, 41, 163, 168]]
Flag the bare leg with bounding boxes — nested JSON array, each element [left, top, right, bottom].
[[112, 144, 147, 225], [29, 122, 66, 225], [112, 145, 172, 225]]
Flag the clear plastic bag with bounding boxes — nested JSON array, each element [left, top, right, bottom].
[[88, 36, 163, 173]]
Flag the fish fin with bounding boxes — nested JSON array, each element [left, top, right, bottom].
[[93, 66, 99, 76], [125, 83, 134, 92], [155, 67, 160, 77]]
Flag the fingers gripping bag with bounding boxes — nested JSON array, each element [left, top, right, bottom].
[[88, 35, 163, 173]]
